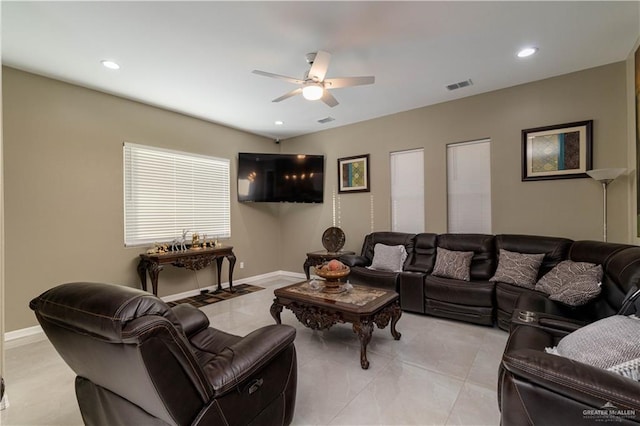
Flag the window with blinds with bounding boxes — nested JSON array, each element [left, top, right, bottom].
[[447, 139, 492, 233], [123, 143, 230, 247]]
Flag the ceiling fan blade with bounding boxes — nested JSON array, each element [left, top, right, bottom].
[[308, 50, 331, 82], [324, 76, 375, 89], [321, 90, 339, 108], [272, 88, 303, 103], [252, 70, 304, 85]]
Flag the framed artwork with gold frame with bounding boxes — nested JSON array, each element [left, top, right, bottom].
[[522, 120, 593, 181]]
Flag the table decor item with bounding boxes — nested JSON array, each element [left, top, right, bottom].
[[314, 260, 350, 293]]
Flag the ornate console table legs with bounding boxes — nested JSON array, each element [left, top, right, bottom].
[[137, 247, 236, 296]]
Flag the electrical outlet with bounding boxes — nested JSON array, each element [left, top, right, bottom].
[[240, 262, 245, 269]]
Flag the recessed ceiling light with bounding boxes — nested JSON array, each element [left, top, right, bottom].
[[517, 47, 538, 58], [101, 60, 120, 70], [275, 120, 284, 125]]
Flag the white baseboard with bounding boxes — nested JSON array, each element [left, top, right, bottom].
[[5, 271, 303, 347], [5, 325, 45, 348]]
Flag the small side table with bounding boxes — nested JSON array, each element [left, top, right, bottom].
[[303, 250, 355, 280]]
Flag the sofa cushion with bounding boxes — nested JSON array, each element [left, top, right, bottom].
[[491, 249, 545, 289], [547, 265, 603, 306], [546, 315, 640, 380], [424, 275, 494, 307], [368, 243, 407, 272], [436, 234, 496, 280], [535, 260, 601, 295], [495, 234, 573, 278], [360, 232, 415, 269], [431, 247, 474, 281]]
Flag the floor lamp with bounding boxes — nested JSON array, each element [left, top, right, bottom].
[[586, 168, 626, 242]]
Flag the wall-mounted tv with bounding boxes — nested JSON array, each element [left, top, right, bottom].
[[237, 153, 325, 203]]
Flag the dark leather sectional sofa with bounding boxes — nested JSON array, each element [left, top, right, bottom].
[[340, 232, 640, 330], [342, 231, 640, 424]]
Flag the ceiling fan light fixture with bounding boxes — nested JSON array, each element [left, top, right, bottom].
[[302, 84, 323, 101]]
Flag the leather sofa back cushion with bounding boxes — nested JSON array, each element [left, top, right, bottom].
[[437, 234, 496, 280], [405, 233, 437, 273], [361, 232, 416, 268], [568, 240, 632, 265], [496, 234, 573, 278]]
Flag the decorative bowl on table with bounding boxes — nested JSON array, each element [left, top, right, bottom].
[[314, 260, 350, 293]]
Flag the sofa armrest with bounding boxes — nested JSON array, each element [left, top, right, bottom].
[[502, 348, 640, 412], [171, 303, 210, 336], [340, 254, 369, 268], [202, 324, 296, 396]]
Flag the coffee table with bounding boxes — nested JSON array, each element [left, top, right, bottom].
[[270, 280, 402, 369]]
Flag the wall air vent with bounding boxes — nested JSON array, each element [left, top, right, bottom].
[[446, 79, 474, 91], [317, 116, 335, 124]]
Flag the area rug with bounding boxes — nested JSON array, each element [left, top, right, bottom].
[[166, 283, 264, 308]]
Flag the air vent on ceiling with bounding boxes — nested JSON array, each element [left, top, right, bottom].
[[446, 79, 473, 91], [317, 116, 335, 124]]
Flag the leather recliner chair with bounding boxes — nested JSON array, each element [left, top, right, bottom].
[[29, 282, 297, 426], [499, 314, 640, 425]]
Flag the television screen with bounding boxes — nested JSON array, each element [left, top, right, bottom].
[[237, 153, 324, 203]]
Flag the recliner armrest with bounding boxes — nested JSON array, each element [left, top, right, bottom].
[[171, 303, 210, 336], [340, 254, 369, 268], [202, 324, 296, 396], [502, 348, 640, 411]]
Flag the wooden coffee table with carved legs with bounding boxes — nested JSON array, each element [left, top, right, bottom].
[[270, 280, 402, 369]]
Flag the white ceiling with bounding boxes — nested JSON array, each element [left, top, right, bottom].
[[2, 1, 639, 140]]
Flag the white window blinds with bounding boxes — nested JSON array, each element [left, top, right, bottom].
[[123, 143, 230, 246], [447, 139, 492, 234]]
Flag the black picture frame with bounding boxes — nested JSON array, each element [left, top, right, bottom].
[[338, 154, 370, 193], [522, 120, 593, 181]]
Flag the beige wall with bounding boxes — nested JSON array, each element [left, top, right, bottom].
[[1, 60, 632, 332], [2, 67, 281, 331], [280, 62, 630, 273], [629, 38, 640, 245]]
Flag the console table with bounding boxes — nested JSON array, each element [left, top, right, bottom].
[[137, 246, 236, 296], [303, 250, 355, 280]]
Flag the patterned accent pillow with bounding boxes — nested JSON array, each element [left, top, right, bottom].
[[431, 247, 474, 281], [547, 264, 603, 306], [367, 243, 407, 272], [489, 249, 545, 289], [545, 315, 640, 381], [535, 260, 599, 295]]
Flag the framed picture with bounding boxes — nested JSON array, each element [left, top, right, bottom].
[[522, 120, 593, 181], [338, 154, 370, 193]]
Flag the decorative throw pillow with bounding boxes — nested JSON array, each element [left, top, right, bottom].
[[367, 243, 407, 272], [431, 247, 474, 281], [545, 315, 640, 381], [547, 264, 603, 306], [535, 260, 600, 295], [489, 249, 545, 289]]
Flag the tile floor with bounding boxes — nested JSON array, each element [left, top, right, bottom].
[[0, 276, 508, 425]]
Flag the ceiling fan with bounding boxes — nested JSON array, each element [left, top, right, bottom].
[[252, 50, 375, 108]]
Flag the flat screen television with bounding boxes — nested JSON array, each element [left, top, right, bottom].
[[237, 153, 324, 203]]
